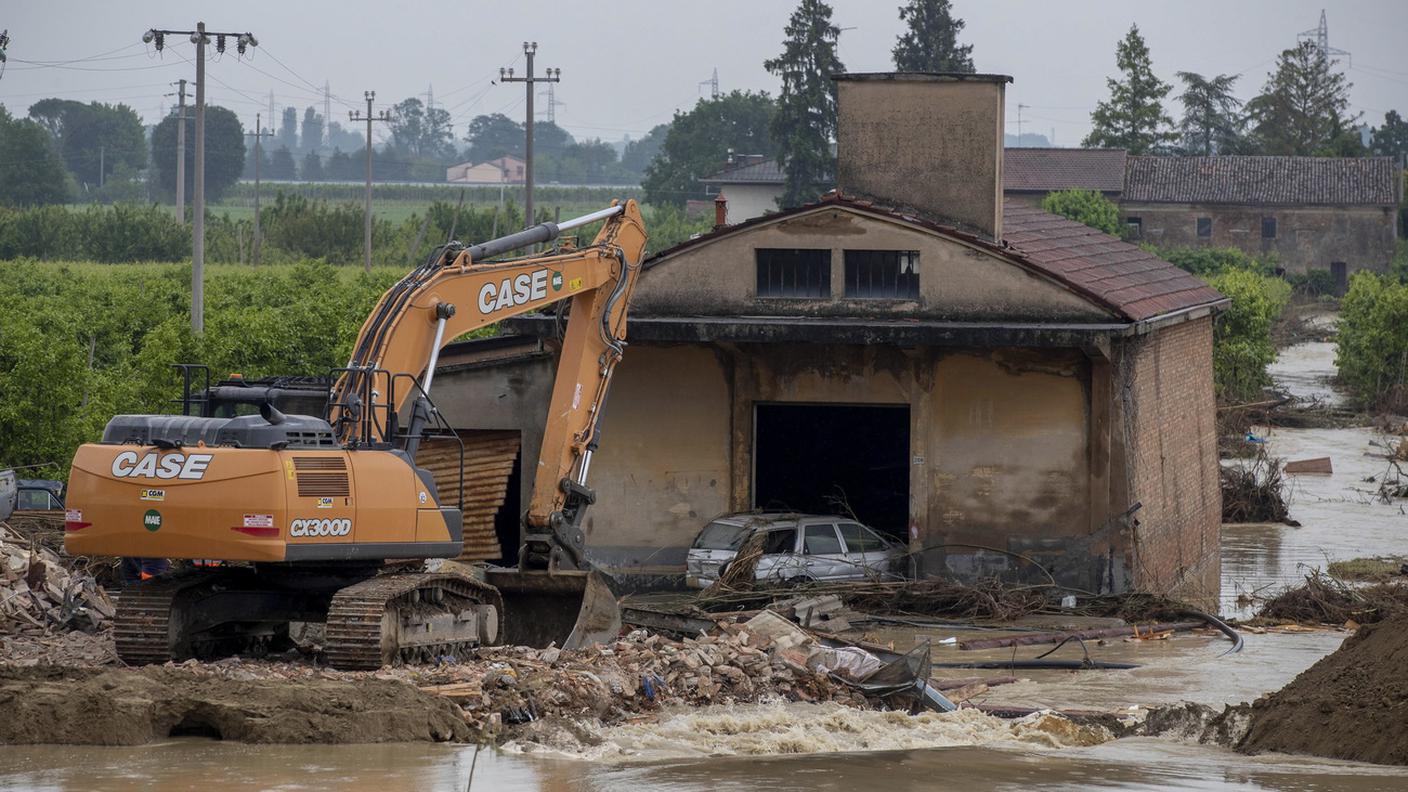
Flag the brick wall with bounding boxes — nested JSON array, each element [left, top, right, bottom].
[[1120, 316, 1221, 606]]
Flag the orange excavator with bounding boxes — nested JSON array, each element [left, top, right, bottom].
[[64, 201, 647, 669]]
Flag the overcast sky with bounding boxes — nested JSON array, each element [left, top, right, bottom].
[[3, 0, 1406, 150]]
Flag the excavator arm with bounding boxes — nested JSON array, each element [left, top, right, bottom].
[[329, 199, 647, 576]]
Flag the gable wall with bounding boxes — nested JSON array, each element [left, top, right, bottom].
[[634, 209, 1114, 322]]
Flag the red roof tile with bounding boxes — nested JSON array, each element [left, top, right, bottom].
[[645, 193, 1227, 324]]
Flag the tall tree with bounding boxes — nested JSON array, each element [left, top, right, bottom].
[[891, 0, 974, 72], [300, 107, 324, 152], [151, 104, 245, 200], [0, 107, 70, 205], [1175, 72, 1243, 155], [326, 148, 356, 180], [300, 150, 324, 181], [766, 0, 845, 208], [1083, 25, 1176, 154], [641, 91, 777, 207], [278, 106, 299, 152], [1372, 110, 1408, 159], [463, 113, 524, 162], [389, 98, 427, 157], [422, 105, 456, 160], [267, 146, 298, 180], [621, 123, 669, 176], [1244, 41, 1356, 156], [28, 99, 146, 187]]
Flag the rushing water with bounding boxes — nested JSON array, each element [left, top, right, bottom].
[[4, 735, 1408, 792]]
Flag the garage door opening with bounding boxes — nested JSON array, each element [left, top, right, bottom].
[[753, 403, 910, 541]]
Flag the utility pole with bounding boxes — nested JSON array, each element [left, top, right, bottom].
[[500, 42, 559, 229], [143, 23, 257, 334], [245, 113, 273, 265], [348, 91, 389, 272], [323, 81, 332, 146], [1017, 103, 1028, 146], [98, 146, 105, 189], [0, 30, 10, 80], [166, 79, 189, 222]]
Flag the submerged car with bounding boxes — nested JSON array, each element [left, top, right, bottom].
[[686, 512, 908, 588]]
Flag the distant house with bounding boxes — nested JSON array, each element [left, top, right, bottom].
[[1002, 148, 1127, 206], [702, 147, 1132, 222], [1120, 155, 1402, 282], [699, 155, 788, 222], [446, 155, 527, 184]]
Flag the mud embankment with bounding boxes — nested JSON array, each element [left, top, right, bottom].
[[1239, 614, 1408, 765], [0, 665, 469, 745]]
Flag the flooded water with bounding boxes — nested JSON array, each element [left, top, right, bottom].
[[4, 735, 1408, 792], [1221, 329, 1408, 617]]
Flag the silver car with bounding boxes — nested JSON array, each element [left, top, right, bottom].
[[686, 512, 908, 589]]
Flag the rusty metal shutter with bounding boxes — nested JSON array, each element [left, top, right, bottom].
[[416, 431, 519, 561]]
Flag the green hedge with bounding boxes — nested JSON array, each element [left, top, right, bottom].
[[0, 261, 402, 478], [1336, 271, 1408, 409]]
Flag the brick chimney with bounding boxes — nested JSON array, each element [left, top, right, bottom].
[[713, 192, 728, 230], [833, 72, 1012, 241]]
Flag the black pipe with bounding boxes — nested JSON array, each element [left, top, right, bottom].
[[466, 222, 561, 262], [931, 659, 1140, 670]]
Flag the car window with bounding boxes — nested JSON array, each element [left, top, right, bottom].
[[17, 490, 56, 510], [839, 522, 887, 552], [761, 528, 797, 555], [803, 524, 842, 555], [693, 521, 748, 550]]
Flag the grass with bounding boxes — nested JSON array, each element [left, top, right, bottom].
[[1327, 557, 1408, 581]]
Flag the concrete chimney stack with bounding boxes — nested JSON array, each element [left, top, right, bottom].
[[833, 72, 1012, 241]]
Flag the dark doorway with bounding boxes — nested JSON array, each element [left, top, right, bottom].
[[753, 403, 910, 541], [1331, 262, 1348, 295], [493, 448, 522, 566]]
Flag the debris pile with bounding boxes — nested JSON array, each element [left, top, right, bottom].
[[698, 577, 1049, 622], [412, 612, 913, 741], [1252, 571, 1408, 625], [1220, 453, 1294, 524], [1240, 613, 1408, 765], [1, 522, 113, 634]]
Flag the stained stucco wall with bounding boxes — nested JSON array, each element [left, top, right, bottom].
[[1120, 202, 1398, 274], [711, 184, 784, 223], [634, 208, 1113, 323], [835, 76, 1006, 239], [447, 341, 1107, 589]]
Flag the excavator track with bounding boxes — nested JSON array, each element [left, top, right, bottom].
[[113, 574, 198, 665], [323, 571, 504, 671]]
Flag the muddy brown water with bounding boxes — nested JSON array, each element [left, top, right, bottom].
[[1222, 332, 1408, 618], [4, 737, 1408, 791]]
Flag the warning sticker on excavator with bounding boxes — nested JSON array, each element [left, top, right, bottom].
[[243, 514, 274, 529]]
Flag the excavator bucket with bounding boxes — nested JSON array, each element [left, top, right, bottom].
[[482, 568, 621, 649]]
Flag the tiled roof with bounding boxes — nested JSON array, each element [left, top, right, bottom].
[[700, 158, 786, 185], [1123, 155, 1401, 206], [646, 192, 1226, 323], [1001, 200, 1225, 321], [1004, 148, 1126, 194]]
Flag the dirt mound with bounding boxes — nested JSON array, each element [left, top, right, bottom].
[[1239, 614, 1408, 765], [0, 665, 469, 745]]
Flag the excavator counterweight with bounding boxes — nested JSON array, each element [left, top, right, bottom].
[[66, 201, 648, 667]]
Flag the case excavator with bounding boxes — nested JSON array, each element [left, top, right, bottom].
[[64, 201, 647, 669]]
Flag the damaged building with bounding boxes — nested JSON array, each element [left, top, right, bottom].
[[432, 73, 1228, 604]]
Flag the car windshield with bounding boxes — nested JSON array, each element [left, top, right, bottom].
[[692, 521, 749, 550]]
